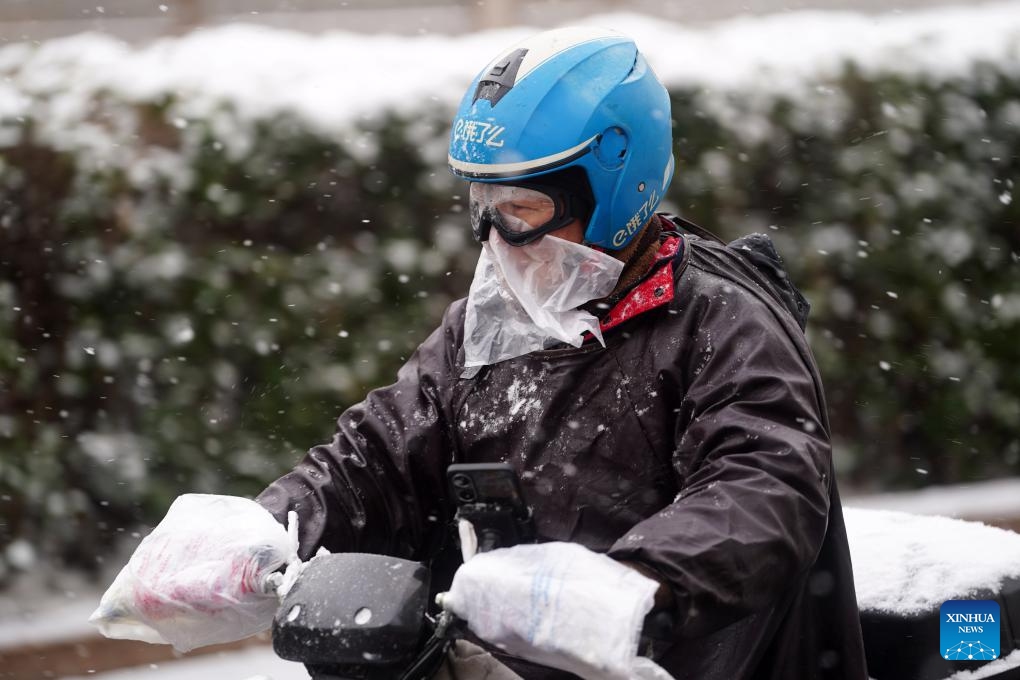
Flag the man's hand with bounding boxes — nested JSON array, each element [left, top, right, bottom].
[[90, 494, 299, 652], [441, 542, 661, 680], [619, 560, 676, 613]]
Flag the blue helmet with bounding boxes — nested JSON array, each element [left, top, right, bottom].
[[448, 27, 674, 250]]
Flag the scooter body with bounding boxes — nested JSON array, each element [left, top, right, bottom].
[[273, 551, 1020, 680]]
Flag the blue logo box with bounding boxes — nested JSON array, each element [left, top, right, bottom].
[[940, 600, 1000, 661]]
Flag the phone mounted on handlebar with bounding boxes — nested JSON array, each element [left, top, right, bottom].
[[447, 462, 535, 552]]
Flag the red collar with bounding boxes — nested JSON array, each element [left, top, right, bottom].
[[598, 235, 681, 333]]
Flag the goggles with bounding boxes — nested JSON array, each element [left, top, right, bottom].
[[468, 180, 583, 247]]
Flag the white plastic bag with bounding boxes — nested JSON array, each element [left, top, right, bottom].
[[89, 494, 300, 652], [442, 542, 671, 680], [462, 232, 623, 372]]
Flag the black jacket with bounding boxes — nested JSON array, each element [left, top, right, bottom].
[[257, 216, 868, 679]]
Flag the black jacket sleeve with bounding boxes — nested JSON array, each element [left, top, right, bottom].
[[608, 266, 832, 639], [256, 302, 464, 561]]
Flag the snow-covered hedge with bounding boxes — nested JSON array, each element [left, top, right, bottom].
[[1, 6, 1019, 581]]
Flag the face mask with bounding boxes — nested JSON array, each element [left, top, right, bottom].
[[462, 231, 624, 375]]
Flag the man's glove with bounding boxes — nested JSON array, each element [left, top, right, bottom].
[[89, 494, 301, 652], [441, 542, 672, 680]]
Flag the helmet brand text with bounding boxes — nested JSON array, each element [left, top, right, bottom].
[[612, 188, 659, 247], [453, 120, 506, 148]]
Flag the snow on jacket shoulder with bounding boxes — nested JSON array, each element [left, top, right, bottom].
[[257, 218, 868, 680]]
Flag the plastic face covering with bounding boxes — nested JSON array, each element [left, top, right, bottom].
[[463, 231, 624, 373]]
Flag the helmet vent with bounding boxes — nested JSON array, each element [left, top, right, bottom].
[[473, 48, 528, 107]]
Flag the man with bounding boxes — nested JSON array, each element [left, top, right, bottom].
[[257, 27, 868, 679]]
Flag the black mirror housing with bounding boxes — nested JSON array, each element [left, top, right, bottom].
[[272, 553, 431, 669]]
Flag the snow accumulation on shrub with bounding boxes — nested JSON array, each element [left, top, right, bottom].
[[2, 2, 1020, 140], [0, 3, 1019, 582]]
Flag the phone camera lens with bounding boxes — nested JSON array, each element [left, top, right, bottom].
[[452, 474, 472, 489], [456, 488, 477, 503]]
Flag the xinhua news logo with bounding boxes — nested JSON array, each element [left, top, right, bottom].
[[940, 600, 1000, 661]]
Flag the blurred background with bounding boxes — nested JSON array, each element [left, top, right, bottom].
[[1, 0, 1019, 678], [0, 0, 1000, 41]]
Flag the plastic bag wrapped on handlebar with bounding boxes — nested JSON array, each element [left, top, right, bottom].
[[89, 494, 300, 652]]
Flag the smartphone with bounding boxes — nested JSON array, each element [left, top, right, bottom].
[[446, 463, 535, 553]]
